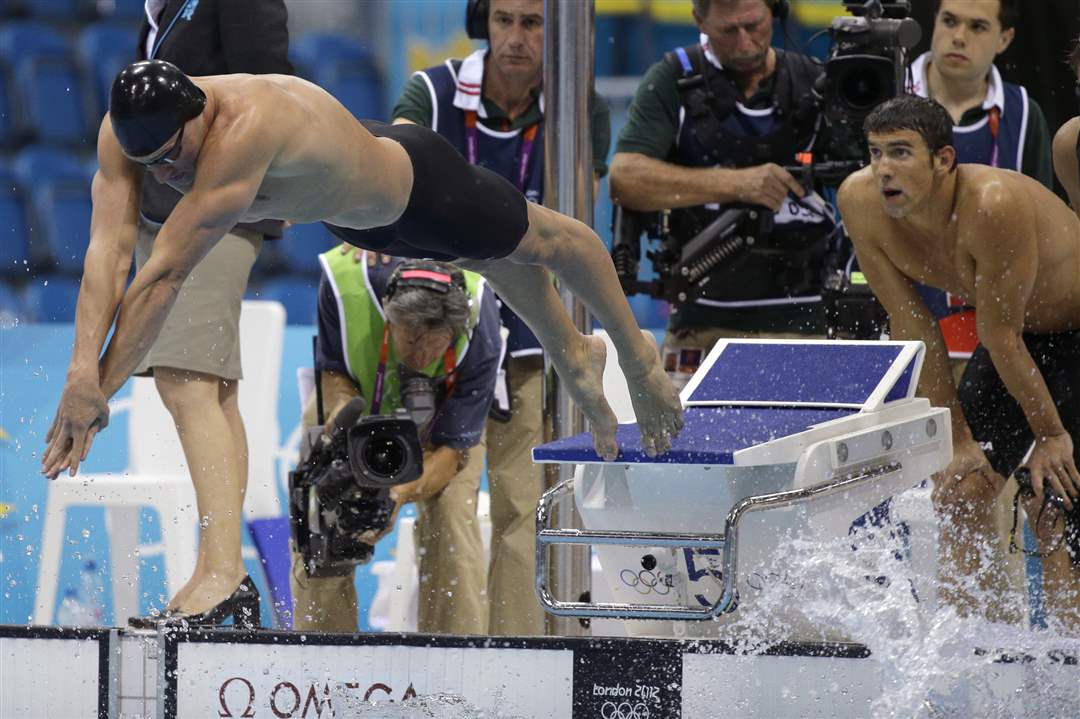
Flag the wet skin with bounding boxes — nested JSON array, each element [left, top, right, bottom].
[[839, 130, 1080, 505]]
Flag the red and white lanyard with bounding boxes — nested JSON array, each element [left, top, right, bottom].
[[463, 110, 538, 193]]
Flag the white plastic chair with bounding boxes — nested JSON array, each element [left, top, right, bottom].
[[34, 300, 285, 625]]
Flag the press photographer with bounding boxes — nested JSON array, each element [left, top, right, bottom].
[[290, 256, 502, 633], [609, 0, 919, 381]]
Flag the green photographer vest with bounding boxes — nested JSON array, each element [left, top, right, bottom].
[[319, 250, 485, 415]]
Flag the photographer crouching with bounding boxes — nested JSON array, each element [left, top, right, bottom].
[[609, 0, 838, 388], [290, 254, 501, 633]]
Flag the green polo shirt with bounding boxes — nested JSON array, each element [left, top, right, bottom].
[[393, 70, 611, 178]]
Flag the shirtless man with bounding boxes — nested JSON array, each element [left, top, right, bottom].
[[838, 94, 1080, 628], [1052, 37, 1080, 214], [42, 60, 683, 479]]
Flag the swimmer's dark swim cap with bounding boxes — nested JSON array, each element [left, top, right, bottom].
[[109, 60, 206, 158]]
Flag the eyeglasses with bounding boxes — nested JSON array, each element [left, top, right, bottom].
[[138, 125, 185, 166]]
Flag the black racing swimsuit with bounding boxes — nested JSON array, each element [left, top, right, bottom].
[[323, 120, 530, 262]]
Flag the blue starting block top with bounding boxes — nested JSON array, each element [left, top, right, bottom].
[[533, 406, 855, 465], [682, 341, 916, 409], [533, 340, 925, 465]]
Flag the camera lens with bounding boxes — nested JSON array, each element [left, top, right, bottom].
[[362, 435, 407, 479], [840, 67, 885, 111]]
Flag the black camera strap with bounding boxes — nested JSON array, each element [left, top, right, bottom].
[[313, 335, 325, 426]]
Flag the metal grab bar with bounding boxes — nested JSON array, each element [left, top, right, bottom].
[[535, 461, 903, 620]]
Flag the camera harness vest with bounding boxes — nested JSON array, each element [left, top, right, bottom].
[[318, 250, 484, 418], [666, 43, 821, 170], [664, 43, 831, 306]]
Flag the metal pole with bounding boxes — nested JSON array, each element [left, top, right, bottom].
[[542, 0, 594, 637]]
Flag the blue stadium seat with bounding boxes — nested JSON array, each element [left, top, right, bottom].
[[14, 55, 92, 146], [31, 180, 92, 275], [77, 23, 136, 117], [26, 0, 90, 21], [23, 273, 81, 322], [102, 0, 145, 22], [253, 277, 319, 325], [0, 173, 32, 276], [281, 223, 341, 275], [290, 33, 374, 78], [0, 21, 69, 65], [13, 145, 89, 191], [0, 278, 27, 326]]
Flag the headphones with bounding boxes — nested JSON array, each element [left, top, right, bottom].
[[770, 0, 790, 23], [384, 260, 468, 303], [465, 0, 490, 41]]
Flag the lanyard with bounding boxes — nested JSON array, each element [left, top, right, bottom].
[[463, 110, 538, 193], [370, 323, 458, 415], [150, 0, 197, 59], [988, 106, 1001, 168]]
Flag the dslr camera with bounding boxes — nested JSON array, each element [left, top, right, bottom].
[[289, 397, 424, 576]]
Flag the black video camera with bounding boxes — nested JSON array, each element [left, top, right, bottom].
[[816, 0, 921, 162], [289, 397, 423, 576]]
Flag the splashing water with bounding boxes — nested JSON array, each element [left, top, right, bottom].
[[332, 690, 525, 719], [705, 515, 1080, 718]]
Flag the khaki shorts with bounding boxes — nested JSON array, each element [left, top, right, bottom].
[[133, 221, 262, 380]]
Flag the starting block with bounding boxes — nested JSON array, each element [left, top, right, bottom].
[[533, 340, 951, 637]]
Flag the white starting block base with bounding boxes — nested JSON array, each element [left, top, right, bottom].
[[3, 626, 1077, 718], [534, 340, 952, 640]]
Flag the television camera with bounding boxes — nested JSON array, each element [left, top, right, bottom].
[[289, 396, 424, 576]]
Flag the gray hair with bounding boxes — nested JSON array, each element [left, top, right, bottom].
[[383, 274, 470, 337]]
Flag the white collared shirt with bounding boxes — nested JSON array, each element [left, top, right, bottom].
[[907, 51, 1006, 119], [144, 0, 168, 58]]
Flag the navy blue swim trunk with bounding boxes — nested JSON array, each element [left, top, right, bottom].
[[323, 120, 530, 262], [959, 330, 1080, 478]]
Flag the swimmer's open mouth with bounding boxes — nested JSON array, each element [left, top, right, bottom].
[[882, 188, 902, 199]]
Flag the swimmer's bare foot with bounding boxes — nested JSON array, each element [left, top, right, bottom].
[[552, 333, 619, 460], [622, 330, 684, 457]]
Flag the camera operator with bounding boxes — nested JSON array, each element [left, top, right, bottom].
[[290, 255, 501, 634], [1053, 37, 1080, 213], [610, 0, 833, 388]]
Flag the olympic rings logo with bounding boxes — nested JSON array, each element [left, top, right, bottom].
[[620, 568, 672, 596], [600, 701, 651, 719]]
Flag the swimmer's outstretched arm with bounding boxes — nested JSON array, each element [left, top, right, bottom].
[[42, 122, 141, 478], [42, 132, 272, 478], [98, 168, 271, 399]]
